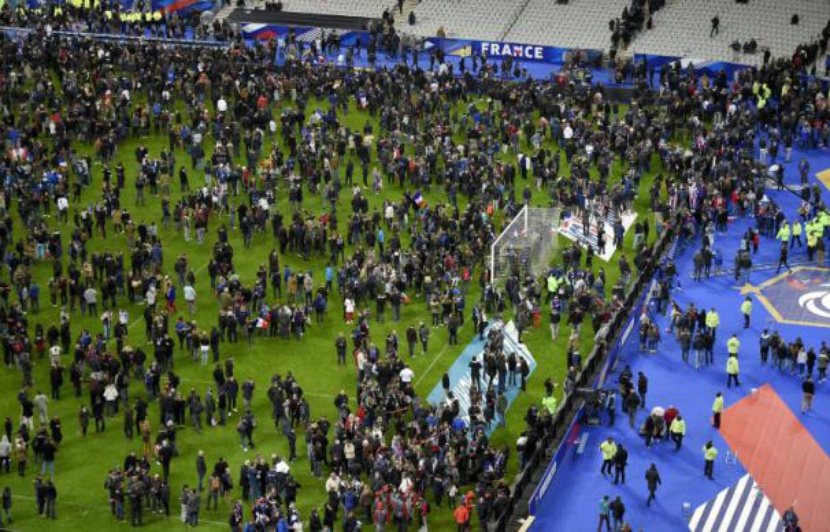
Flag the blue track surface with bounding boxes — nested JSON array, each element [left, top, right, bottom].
[[532, 145, 830, 531]]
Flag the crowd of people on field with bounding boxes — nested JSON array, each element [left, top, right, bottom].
[[0, 1, 826, 529]]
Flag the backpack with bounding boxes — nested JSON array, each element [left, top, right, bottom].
[[211, 476, 221, 492]]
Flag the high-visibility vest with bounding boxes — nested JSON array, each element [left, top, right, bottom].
[[600, 441, 617, 460], [706, 312, 719, 329], [704, 446, 718, 461]]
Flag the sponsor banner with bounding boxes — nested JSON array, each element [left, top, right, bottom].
[[155, 0, 214, 14], [528, 413, 580, 514], [424, 37, 591, 64], [635, 53, 754, 81], [240, 23, 372, 47], [426, 319, 537, 436]]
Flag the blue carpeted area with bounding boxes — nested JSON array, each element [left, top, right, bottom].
[[532, 145, 830, 531]]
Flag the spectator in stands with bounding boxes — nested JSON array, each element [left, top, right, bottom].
[[710, 15, 720, 37]]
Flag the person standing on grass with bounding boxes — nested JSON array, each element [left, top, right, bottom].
[[344, 296, 355, 324], [0, 436, 9, 474], [335, 333, 347, 365], [406, 325, 417, 358], [44, 479, 57, 519], [124, 404, 134, 440], [645, 463, 661, 506], [78, 405, 90, 437], [41, 437, 56, 477], [196, 451, 207, 492], [419, 322, 431, 354], [184, 283, 197, 315], [2, 487, 11, 524], [703, 441, 718, 479], [496, 392, 508, 427], [453, 501, 470, 532], [179, 486, 190, 524], [129, 475, 144, 526], [712, 392, 724, 429], [33, 391, 49, 426], [186, 487, 201, 526]]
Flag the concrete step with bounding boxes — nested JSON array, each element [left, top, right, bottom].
[[214, 5, 237, 21]]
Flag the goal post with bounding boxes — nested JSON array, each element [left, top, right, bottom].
[[490, 206, 561, 284]]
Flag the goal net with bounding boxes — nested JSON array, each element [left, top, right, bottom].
[[490, 206, 561, 284]]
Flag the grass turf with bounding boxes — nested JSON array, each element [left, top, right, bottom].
[[0, 92, 659, 531]]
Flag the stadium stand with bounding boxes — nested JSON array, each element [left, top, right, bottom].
[[266, 0, 393, 19], [503, 0, 630, 50], [405, 0, 827, 65], [407, 0, 527, 41], [634, 0, 830, 63]]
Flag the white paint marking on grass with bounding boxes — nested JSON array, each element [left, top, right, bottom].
[[303, 392, 336, 399], [414, 343, 449, 387], [414, 323, 464, 387]]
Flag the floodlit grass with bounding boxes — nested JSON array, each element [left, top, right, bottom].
[[0, 91, 658, 531]]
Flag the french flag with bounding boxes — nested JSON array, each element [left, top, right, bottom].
[[413, 191, 427, 209]]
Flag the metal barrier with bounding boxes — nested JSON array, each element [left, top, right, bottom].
[[492, 217, 679, 532]]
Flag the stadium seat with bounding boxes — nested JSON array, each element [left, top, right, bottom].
[[634, 0, 829, 63], [280, 0, 391, 18]]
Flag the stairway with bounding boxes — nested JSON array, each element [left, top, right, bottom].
[[214, 4, 237, 21], [395, 0, 419, 27]]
